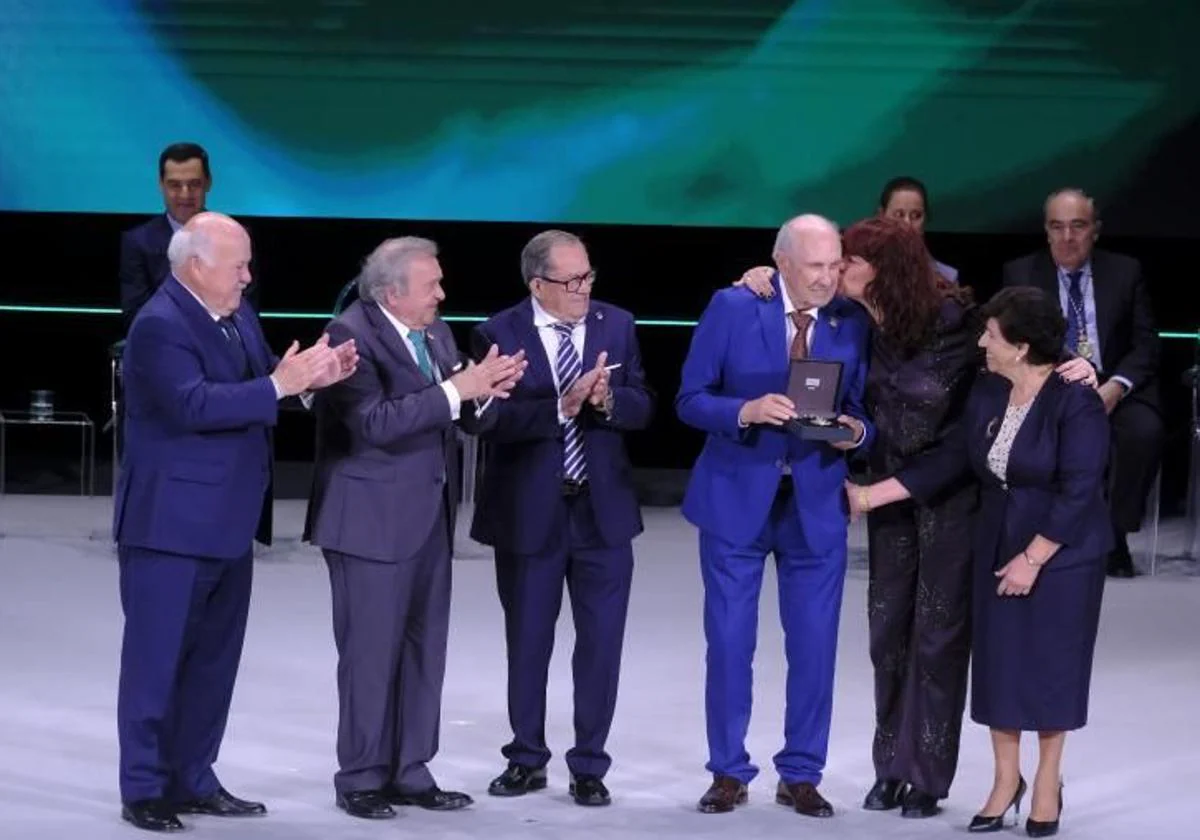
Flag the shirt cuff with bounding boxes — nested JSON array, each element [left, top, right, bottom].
[[440, 380, 462, 421], [269, 374, 283, 399], [1110, 376, 1133, 394]]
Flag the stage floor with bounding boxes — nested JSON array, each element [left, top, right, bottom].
[[1, 497, 1197, 839]]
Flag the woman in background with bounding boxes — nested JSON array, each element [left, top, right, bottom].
[[879, 175, 959, 283], [737, 216, 980, 818], [848, 287, 1109, 838]]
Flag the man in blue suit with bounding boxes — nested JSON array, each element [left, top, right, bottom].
[[118, 142, 259, 330], [676, 214, 874, 818], [114, 212, 356, 832], [471, 230, 655, 807]]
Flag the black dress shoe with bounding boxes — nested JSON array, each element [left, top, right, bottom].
[[336, 790, 395, 820], [569, 775, 611, 806], [488, 763, 548, 797], [174, 786, 266, 817], [901, 787, 940, 818], [697, 776, 748, 814], [863, 778, 906, 811], [386, 785, 473, 811], [1107, 538, 1137, 578], [122, 800, 184, 833], [776, 781, 834, 818]]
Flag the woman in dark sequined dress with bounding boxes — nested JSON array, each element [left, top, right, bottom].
[[737, 216, 980, 818]]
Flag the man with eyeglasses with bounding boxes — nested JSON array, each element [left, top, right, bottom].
[[469, 229, 655, 807], [1002, 187, 1163, 578]]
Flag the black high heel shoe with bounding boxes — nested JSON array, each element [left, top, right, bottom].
[[967, 776, 1027, 833], [1025, 782, 1063, 837]]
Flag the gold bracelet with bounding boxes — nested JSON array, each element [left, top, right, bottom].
[[1023, 550, 1043, 568], [858, 487, 871, 512]]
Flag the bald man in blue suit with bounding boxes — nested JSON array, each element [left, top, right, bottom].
[[677, 215, 873, 818]]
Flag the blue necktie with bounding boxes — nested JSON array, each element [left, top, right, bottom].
[[552, 322, 587, 483], [218, 317, 250, 378], [409, 330, 436, 381], [1064, 270, 1086, 354]]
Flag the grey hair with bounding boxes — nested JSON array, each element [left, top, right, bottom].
[[167, 228, 216, 269], [356, 236, 439, 303], [520, 229, 583, 284], [1044, 187, 1098, 221], [773, 213, 839, 256]]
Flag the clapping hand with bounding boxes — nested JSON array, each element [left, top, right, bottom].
[[272, 335, 341, 396], [451, 345, 528, 401], [310, 336, 358, 389], [562, 352, 612, 418]]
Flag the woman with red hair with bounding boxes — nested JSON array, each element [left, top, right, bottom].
[[735, 216, 979, 819]]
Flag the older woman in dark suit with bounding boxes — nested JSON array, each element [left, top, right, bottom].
[[849, 287, 1110, 838]]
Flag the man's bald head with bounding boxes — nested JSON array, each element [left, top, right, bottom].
[[773, 214, 842, 309], [168, 211, 253, 316], [773, 214, 839, 258]]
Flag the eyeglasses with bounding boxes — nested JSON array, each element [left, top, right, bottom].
[[537, 269, 597, 294]]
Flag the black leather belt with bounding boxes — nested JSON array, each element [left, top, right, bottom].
[[563, 479, 588, 497]]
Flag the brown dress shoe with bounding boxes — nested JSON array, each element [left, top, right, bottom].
[[698, 776, 748, 814], [776, 781, 834, 817]]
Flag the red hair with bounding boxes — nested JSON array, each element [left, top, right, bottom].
[[842, 216, 970, 353]]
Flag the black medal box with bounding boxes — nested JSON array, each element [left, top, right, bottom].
[[782, 359, 857, 443]]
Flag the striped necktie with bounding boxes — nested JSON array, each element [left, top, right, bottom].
[[552, 322, 587, 482]]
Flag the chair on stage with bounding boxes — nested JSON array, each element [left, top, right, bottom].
[[105, 339, 125, 497]]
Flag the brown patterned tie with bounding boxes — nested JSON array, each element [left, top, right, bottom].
[[789, 311, 813, 360]]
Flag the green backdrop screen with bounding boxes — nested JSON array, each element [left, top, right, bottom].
[[2, 0, 1197, 231]]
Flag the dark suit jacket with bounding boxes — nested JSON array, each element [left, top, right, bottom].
[[899, 372, 1113, 572], [113, 278, 281, 559], [304, 300, 491, 562], [1001, 248, 1160, 411], [119, 214, 260, 331], [469, 298, 655, 555]]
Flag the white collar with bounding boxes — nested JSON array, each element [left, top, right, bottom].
[[376, 301, 419, 338], [531, 296, 581, 329], [173, 274, 221, 322]]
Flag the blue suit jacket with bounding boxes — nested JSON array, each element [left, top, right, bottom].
[[676, 276, 874, 552], [469, 298, 655, 555], [119, 216, 173, 331], [113, 278, 280, 560], [899, 371, 1113, 571]]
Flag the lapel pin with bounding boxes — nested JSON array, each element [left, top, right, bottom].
[[829, 317, 839, 329], [596, 310, 604, 321]]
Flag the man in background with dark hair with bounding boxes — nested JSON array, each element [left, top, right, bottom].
[[1002, 187, 1163, 577], [118, 142, 258, 329]]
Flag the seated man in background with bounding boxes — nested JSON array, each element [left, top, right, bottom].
[[1002, 187, 1163, 577], [118, 142, 258, 330]]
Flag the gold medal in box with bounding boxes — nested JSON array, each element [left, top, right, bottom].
[[783, 359, 856, 442]]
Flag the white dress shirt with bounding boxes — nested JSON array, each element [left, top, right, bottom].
[[780, 281, 818, 358], [532, 296, 585, 424], [377, 305, 461, 420]]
